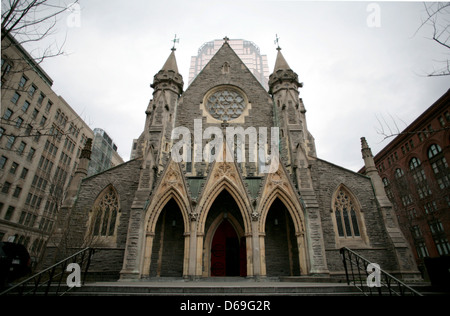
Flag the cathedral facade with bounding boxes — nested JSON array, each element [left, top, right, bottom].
[[47, 38, 419, 281]]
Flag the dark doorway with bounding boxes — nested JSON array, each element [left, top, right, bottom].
[[149, 199, 184, 277], [265, 198, 300, 276], [211, 220, 245, 276]]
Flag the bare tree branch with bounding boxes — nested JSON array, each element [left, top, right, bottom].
[[416, 2, 450, 77]]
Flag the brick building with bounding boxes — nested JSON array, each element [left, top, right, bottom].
[[47, 39, 420, 281], [359, 89, 450, 276]]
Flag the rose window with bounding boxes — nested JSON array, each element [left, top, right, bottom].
[[206, 89, 246, 121]]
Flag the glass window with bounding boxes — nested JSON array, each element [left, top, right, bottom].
[[11, 92, 20, 104], [428, 144, 449, 189], [206, 88, 246, 121], [3, 108, 13, 120], [333, 187, 361, 238], [91, 186, 119, 237]]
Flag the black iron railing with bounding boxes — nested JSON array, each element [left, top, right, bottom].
[[340, 247, 422, 296], [0, 247, 95, 296]]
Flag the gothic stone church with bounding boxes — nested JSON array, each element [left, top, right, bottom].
[[48, 38, 419, 281]]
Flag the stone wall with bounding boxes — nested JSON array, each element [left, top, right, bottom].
[[311, 158, 399, 274], [61, 159, 141, 278]]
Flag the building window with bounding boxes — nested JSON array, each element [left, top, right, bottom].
[[428, 144, 449, 189], [45, 100, 53, 112], [333, 186, 361, 238], [5, 135, 15, 150], [37, 92, 45, 105], [91, 186, 120, 237], [434, 237, 450, 256], [12, 186, 22, 198], [394, 168, 404, 179], [416, 242, 429, 258], [18, 76, 27, 88], [21, 101, 30, 112], [9, 162, 18, 174], [15, 116, 23, 128], [4, 206, 15, 221], [409, 157, 431, 198], [0, 156, 7, 169], [3, 108, 13, 120], [20, 167, 28, 179], [2, 182, 12, 194], [11, 92, 20, 104], [28, 84, 37, 97], [27, 147, 35, 162]]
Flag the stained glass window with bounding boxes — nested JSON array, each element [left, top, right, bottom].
[[92, 186, 119, 236], [206, 88, 246, 121], [334, 188, 361, 238]]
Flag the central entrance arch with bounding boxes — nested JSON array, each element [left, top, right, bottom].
[[203, 190, 247, 277]]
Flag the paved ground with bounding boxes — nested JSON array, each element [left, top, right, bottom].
[[85, 280, 352, 288]]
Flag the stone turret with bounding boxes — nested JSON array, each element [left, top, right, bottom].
[[63, 138, 92, 207], [361, 137, 421, 280]]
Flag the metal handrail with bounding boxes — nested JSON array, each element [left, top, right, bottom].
[[340, 247, 422, 296], [0, 247, 95, 296]]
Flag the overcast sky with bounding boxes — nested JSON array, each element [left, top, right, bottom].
[[29, 0, 450, 171]]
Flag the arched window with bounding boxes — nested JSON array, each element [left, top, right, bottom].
[[333, 187, 361, 238], [92, 186, 119, 237], [428, 144, 449, 189], [394, 168, 404, 179], [409, 157, 421, 170]]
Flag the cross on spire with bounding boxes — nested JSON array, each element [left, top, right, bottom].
[[172, 34, 180, 51], [223, 36, 229, 44], [274, 34, 281, 50]]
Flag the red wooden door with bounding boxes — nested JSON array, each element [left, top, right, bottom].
[[211, 220, 246, 276]]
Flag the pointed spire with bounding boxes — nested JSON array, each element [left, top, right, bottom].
[[268, 46, 301, 94], [151, 48, 184, 94], [273, 49, 291, 72], [161, 49, 179, 73]]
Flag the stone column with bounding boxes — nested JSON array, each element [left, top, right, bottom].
[[188, 212, 198, 279], [251, 212, 261, 278]]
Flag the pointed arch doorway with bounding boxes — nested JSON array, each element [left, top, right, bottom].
[[204, 190, 247, 277]]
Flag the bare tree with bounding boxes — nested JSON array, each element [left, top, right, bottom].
[[375, 112, 450, 141], [416, 2, 450, 77], [1, 0, 79, 63]]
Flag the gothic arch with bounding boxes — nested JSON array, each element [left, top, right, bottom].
[[145, 188, 190, 235], [258, 187, 308, 276], [141, 189, 191, 278], [259, 186, 305, 235], [86, 184, 121, 246], [197, 177, 252, 235], [195, 174, 253, 277], [140, 160, 192, 278]]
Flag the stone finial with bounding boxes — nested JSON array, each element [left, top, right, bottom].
[[360, 137, 369, 149], [80, 138, 92, 160]]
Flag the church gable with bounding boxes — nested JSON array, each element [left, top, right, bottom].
[[175, 40, 274, 133], [144, 159, 192, 234]]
